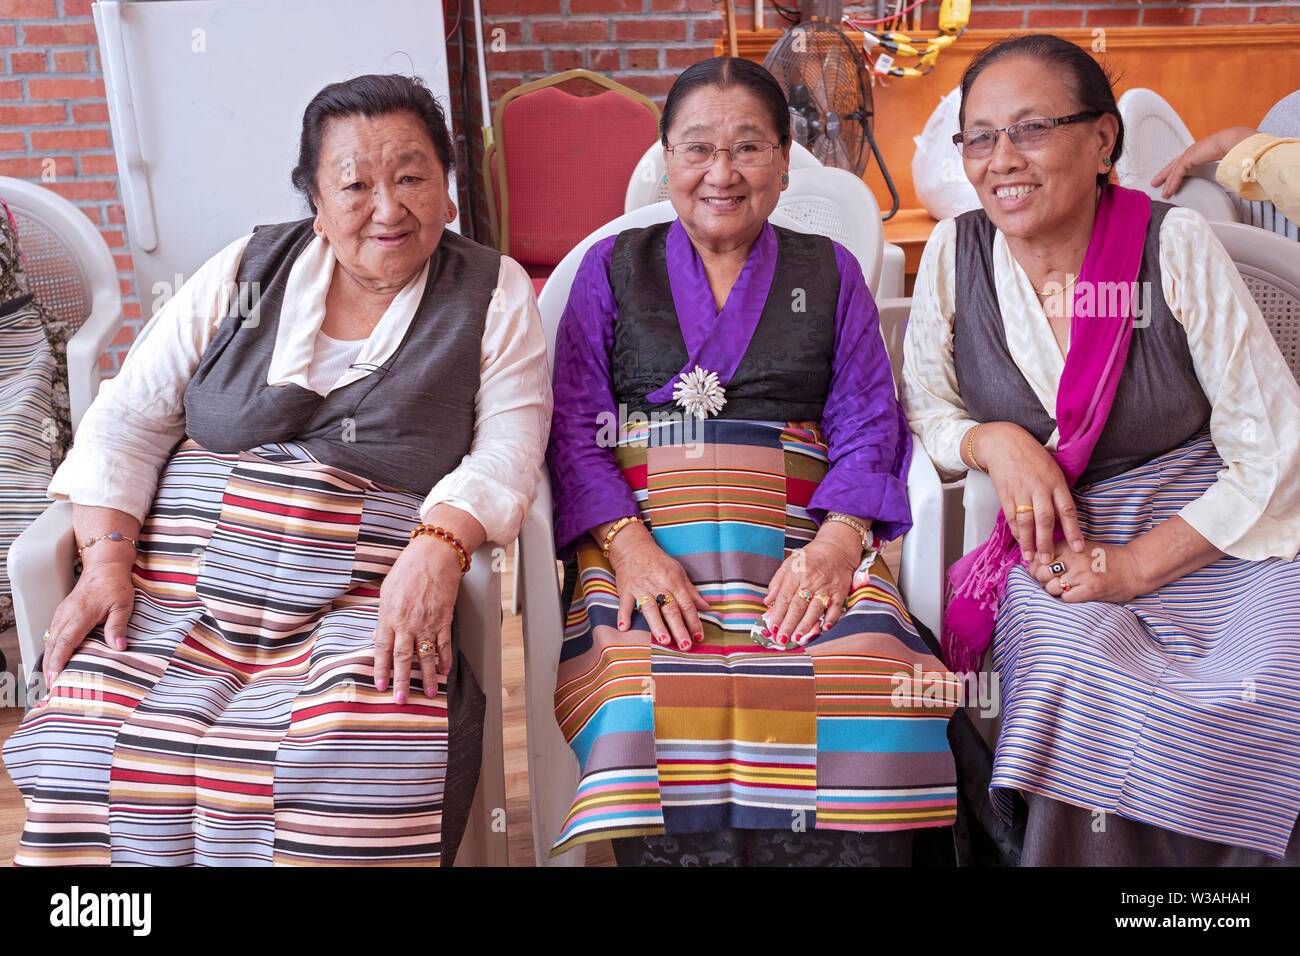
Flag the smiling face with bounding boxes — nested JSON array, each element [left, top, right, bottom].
[[311, 111, 455, 294], [663, 84, 790, 255], [960, 55, 1117, 244]]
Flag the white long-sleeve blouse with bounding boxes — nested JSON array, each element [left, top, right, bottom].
[[48, 232, 553, 546], [901, 206, 1300, 561]]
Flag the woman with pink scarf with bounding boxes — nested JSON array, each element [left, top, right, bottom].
[[903, 34, 1300, 866]]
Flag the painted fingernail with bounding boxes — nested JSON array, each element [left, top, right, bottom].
[[618, 619, 626, 628], [761, 627, 771, 637], [793, 632, 802, 642], [425, 685, 437, 698], [395, 691, 407, 705], [693, 632, 702, 641], [115, 638, 126, 650], [777, 633, 788, 645], [655, 634, 669, 645], [43, 671, 53, 687], [376, 678, 388, 692], [680, 640, 691, 651]]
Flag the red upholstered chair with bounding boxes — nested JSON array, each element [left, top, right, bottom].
[[483, 70, 661, 293]]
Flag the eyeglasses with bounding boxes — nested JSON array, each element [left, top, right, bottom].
[[665, 141, 780, 168], [952, 111, 1103, 158]]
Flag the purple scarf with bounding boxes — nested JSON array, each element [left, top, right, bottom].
[[941, 185, 1152, 673]]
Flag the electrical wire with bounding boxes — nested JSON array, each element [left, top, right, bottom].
[[770, 1, 801, 24], [445, 0, 462, 39], [844, 0, 926, 28]]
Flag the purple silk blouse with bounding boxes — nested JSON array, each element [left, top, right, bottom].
[[547, 219, 912, 556]]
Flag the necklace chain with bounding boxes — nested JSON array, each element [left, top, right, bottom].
[[1034, 273, 1079, 297]]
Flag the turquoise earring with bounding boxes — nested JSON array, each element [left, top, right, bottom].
[[781, 171, 789, 186], [662, 172, 668, 184]]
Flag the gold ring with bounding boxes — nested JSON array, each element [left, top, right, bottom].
[[1014, 504, 1034, 514], [43, 629, 50, 643], [416, 639, 435, 656], [637, 594, 653, 609], [1060, 580, 1072, 593], [815, 593, 831, 609], [796, 587, 813, 603]]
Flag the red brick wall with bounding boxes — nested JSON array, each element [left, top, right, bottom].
[[2, 0, 1273, 372]]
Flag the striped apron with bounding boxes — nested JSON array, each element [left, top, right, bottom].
[[3, 439, 482, 866], [552, 419, 958, 855], [0, 300, 57, 633], [991, 429, 1300, 858]]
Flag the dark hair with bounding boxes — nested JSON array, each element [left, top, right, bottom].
[[660, 57, 791, 147], [291, 73, 454, 213], [958, 34, 1123, 188]]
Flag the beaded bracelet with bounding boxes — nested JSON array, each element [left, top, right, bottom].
[[410, 524, 471, 575], [77, 531, 138, 558]]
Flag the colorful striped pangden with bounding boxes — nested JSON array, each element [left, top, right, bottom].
[[552, 419, 958, 855], [991, 429, 1300, 858], [2, 440, 458, 866]]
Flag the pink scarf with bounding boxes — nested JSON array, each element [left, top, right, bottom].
[[941, 184, 1152, 673]]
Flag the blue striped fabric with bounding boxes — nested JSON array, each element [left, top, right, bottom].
[[990, 429, 1300, 857]]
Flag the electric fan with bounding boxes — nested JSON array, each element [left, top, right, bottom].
[[764, 9, 900, 220]]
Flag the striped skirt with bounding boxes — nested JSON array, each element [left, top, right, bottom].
[[0, 300, 57, 633], [990, 429, 1300, 859], [2, 439, 483, 866], [552, 419, 958, 856]]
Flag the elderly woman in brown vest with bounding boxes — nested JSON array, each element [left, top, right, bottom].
[[2, 74, 551, 866], [902, 34, 1300, 866]]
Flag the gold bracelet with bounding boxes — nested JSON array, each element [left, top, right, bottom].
[[77, 531, 138, 557], [965, 424, 986, 474], [600, 515, 643, 555], [409, 524, 471, 575], [824, 512, 873, 553]]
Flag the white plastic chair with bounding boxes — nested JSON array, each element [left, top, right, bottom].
[[0, 176, 123, 428], [1210, 220, 1300, 382], [1114, 88, 1239, 225], [6, 508, 508, 867], [775, 166, 884, 294], [957, 218, 1300, 750], [519, 200, 947, 865]]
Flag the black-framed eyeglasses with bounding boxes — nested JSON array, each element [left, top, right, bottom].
[[952, 111, 1103, 158], [665, 141, 780, 168]]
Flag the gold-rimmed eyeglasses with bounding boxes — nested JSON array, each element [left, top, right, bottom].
[[665, 141, 780, 168], [952, 110, 1103, 158]]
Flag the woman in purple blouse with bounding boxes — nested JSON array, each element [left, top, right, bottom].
[[546, 57, 958, 867]]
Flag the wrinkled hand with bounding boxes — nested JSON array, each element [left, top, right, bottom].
[[1029, 538, 1147, 604], [373, 535, 462, 703], [609, 523, 709, 651], [979, 422, 1085, 565], [1151, 126, 1258, 198], [763, 536, 859, 649], [43, 556, 135, 688]]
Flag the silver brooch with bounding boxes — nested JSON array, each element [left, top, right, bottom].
[[672, 365, 726, 418]]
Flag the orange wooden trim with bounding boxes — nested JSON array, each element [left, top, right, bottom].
[[722, 24, 1300, 56]]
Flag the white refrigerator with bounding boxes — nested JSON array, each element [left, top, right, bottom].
[[94, 0, 459, 319]]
